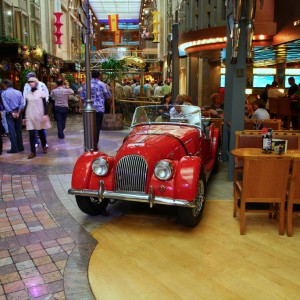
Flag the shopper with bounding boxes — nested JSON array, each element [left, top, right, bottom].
[[1, 79, 24, 153], [51, 79, 74, 139], [23, 77, 51, 159], [23, 71, 49, 148]]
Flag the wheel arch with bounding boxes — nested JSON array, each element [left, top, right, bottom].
[[71, 152, 108, 190], [173, 156, 203, 201]]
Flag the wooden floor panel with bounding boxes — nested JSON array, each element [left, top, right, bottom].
[[89, 200, 300, 300]]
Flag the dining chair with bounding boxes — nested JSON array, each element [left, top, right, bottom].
[[258, 119, 282, 130], [233, 156, 292, 235], [277, 97, 300, 129], [287, 157, 300, 237], [268, 97, 279, 119], [244, 119, 255, 130]]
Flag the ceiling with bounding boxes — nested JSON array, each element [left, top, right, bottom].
[[253, 39, 300, 67], [207, 40, 300, 67], [89, 0, 142, 21]]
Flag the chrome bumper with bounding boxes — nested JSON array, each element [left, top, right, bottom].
[[68, 180, 195, 208]]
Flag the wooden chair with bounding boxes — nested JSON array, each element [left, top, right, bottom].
[[244, 119, 255, 130], [257, 119, 282, 130], [268, 97, 279, 119], [233, 156, 292, 235], [244, 119, 282, 130], [277, 97, 300, 129], [287, 157, 300, 236]]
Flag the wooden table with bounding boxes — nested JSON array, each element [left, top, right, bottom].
[[231, 148, 300, 158]]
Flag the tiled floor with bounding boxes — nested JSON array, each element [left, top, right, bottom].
[[0, 114, 232, 299]]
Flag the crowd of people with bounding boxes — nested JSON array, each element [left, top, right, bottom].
[[2, 71, 299, 157], [110, 78, 172, 99], [245, 76, 300, 123]]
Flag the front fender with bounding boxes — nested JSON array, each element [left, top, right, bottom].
[[149, 156, 202, 202], [174, 156, 202, 201], [71, 151, 108, 190]]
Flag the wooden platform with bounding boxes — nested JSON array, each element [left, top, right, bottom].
[[89, 200, 300, 299]]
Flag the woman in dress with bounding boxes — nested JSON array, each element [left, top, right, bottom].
[[23, 77, 51, 159]]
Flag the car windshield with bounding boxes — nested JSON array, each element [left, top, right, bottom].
[[131, 105, 202, 128]]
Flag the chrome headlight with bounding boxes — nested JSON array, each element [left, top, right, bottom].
[[92, 157, 109, 176], [154, 161, 173, 181]]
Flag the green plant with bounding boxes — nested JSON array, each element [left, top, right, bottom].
[[0, 36, 20, 43], [101, 58, 125, 114], [19, 69, 35, 89], [64, 73, 75, 88]]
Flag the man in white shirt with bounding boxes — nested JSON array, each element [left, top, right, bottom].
[[134, 82, 141, 95], [131, 79, 137, 93], [144, 80, 153, 97], [23, 72, 49, 105], [123, 82, 132, 98], [154, 81, 163, 96], [268, 81, 285, 98]]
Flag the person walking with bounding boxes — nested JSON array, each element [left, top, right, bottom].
[[50, 79, 74, 139], [1, 79, 24, 153], [80, 70, 111, 148], [23, 71, 49, 148], [161, 80, 171, 96], [23, 77, 51, 159]]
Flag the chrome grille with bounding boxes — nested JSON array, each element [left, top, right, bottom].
[[114, 155, 148, 192]]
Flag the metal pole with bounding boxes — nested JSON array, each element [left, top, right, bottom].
[[171, 23, 179, 101], [82, 0, 97, 151]]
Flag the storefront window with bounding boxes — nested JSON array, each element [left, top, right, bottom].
[[30, 20, 37, 44], [21, 14, 29, 44], [15, 11, 22, 42], [4, 3, 13, 38]]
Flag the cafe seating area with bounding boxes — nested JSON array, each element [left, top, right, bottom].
[[232, 130, 300, 235]]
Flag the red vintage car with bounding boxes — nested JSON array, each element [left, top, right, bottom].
[[68, 105, 220, 227]]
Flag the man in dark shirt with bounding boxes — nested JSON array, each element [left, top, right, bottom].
[[287, 77, 298, 97], [51, 79, 74, 139]]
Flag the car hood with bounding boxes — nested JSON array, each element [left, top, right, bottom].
[[116, 124, 200, 161]]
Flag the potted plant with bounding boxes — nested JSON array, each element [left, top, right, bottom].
[[100, 57, 125, 130]]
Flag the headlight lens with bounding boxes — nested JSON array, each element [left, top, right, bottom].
[[154, 161, 173, 181], [92, 157, 109, 176]]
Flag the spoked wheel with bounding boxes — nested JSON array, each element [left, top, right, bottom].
[[178, 171, 206, 227], [75, 196, 109, 216]]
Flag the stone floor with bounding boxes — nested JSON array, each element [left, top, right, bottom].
[[0, 114, 233, 300]]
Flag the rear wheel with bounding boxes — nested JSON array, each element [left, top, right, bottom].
[[75, 196, 109, 216], [178, 171, 206, 227]]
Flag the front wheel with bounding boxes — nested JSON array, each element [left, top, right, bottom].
[[76, 196, 109, 216], [178, 171, 206, 227]]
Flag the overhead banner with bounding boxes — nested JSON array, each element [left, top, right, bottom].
[[108, 14, 119, 32], [114, 30, 122, 44]]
